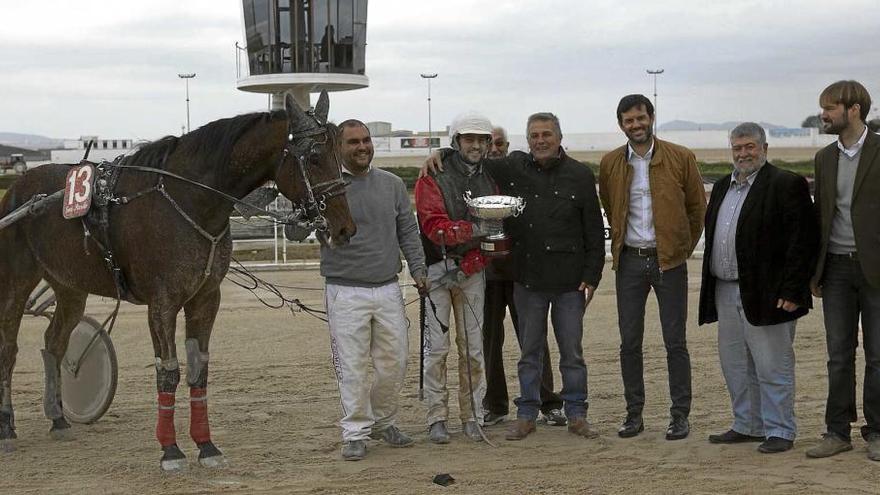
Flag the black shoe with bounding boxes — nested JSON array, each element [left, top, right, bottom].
[[758, 436, 793, 453], [617, 416, 644, 438], [666, 417, 689, 440], [483, 411, 507, 426], [708, 429, 764, 444]]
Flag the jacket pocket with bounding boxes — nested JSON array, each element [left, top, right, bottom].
[[548, 188, 581, 220], [544, 237, 584, 253]]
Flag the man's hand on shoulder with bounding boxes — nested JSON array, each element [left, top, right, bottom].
[[419, 149, 446, 178]]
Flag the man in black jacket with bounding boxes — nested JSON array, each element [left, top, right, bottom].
[[486, 113, 605, 440], [699, 122, 818, 454], [481, 125, 567, 428]]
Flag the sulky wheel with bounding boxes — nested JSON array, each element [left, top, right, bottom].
[[61, 316, 118, 424]]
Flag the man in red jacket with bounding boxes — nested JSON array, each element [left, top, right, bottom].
[[415, 112, 496, 444]]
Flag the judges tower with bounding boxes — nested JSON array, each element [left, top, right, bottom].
[[237, 0, 369, 109]]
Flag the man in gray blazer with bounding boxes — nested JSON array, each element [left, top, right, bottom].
[[807, 80, 880, 461]]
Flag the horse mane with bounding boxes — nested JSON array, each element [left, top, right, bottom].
[[125, 109, 288, 173]]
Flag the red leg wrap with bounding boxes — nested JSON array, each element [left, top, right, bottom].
[[189, 387, 211, 444], [156, 392, 177, 447]]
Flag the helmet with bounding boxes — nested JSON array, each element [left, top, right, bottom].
[[449, 112, 493, 148]]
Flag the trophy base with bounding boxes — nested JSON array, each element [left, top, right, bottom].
[[480, 236, 511, 258]]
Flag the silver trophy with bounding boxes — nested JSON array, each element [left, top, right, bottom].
[[463, 192, 526, 258]]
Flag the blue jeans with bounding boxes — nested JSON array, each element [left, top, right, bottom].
[[715, 281, 797, 440], [513, 283, 587, 420], [821, 255, 880, 441]]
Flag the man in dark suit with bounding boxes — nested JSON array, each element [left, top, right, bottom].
[[699, 122, 818, 454], [807, 80, 880, 460]]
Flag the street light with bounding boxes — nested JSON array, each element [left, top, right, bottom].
[[178, 73, 196, 134], [420, 73, 438, 152], [646, 68, 664, 136]]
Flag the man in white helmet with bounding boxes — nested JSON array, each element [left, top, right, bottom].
[[414, 112, 497, 444]]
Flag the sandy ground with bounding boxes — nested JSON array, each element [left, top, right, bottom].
[[374, 148, 820, 168], [4, 260, 879, 494]]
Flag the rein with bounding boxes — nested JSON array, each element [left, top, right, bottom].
[[104, 118, 347, 238], [71, 117, 347, 307], [285, 122, 348, 241]]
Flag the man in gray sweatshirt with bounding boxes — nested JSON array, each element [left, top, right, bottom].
[[321, 119, 428, 461]]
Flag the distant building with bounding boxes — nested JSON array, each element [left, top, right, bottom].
[[365, 121, 391, 136], [49, 136, 139, 164]]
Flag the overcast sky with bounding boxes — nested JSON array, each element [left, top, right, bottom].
[[2, 0, 879, 141]]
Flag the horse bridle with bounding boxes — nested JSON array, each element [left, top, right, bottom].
[[281, 115, 348, 241]]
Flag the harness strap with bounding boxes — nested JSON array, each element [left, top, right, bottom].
[[157, 178, 230, 277], [111, 164, 289, 222], [114, 184, 161, 205]]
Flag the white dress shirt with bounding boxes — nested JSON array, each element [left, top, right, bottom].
[[624, 141, 656, 248]]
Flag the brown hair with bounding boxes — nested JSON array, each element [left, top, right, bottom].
[[820, 80, 872, 122]]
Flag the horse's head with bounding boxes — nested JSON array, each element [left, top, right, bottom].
[[274, 91, 356, 247]]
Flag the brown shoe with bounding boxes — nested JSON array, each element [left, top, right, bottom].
[[568, 417, 599, 438], [505, 418, 536, 441]]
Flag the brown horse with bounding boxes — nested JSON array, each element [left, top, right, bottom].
[[0, 92, 355, 470]]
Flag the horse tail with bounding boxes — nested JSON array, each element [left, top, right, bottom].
[[0, 177, 23, 219], [0, 165, 64, 218]]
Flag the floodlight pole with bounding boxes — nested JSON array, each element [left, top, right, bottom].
[[646, 68, 664, 136], [421, 73, 438, 152], [178, 73, 196, 133]]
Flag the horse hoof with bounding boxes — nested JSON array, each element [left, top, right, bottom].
[[161, 458, 188, 473], [198, 454, 228, 469], [0, 439, 15, 453], [50, 427, 74, 441]]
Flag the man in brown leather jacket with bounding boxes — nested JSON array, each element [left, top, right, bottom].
[[599, 94, 706, 441]]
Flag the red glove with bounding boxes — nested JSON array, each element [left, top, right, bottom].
[[460, 249, 489, 276]]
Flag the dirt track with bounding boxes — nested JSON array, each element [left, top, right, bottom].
[[5, 261, 879, 494]]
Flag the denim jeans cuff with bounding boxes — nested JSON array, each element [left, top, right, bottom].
[[516, 411, 539, 422]]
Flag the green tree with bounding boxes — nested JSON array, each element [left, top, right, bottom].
[[802, 114, 822, 129]]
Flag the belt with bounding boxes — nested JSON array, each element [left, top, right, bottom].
[[828, 252, 858, 260], [623, 245, 657, 257]]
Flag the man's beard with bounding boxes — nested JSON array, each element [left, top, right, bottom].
[[626, 126, 653, 145], [822, 114, 849, 135], [460, 149, 484, 164], [734, 157, 765, 178]]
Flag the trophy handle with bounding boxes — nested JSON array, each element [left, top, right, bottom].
[[463, 190, 474, 205], [513, 197, 526, 217]]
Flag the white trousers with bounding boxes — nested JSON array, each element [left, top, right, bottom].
[[423, 260, 486, 426], [326, 282, 409, 442]]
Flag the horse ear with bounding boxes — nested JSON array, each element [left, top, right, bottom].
[[314, 90, 330, 125], [284, 91, 306, 123]]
